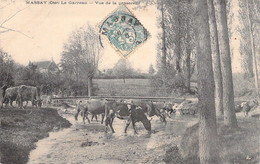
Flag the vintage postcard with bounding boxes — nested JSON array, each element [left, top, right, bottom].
[[0, 0, 259, 163]]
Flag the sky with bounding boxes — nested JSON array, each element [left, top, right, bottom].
[[0, 0, 159, 72], [0, 0, 243, 73]]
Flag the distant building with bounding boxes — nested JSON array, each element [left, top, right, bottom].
[[32, 59, 59, 74]]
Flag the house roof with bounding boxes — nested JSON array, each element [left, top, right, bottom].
[[32, 61, 52, 69], [32, 60, 58, 69]]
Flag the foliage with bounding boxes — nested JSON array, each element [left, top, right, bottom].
[[238, 0, 260, 78], [60, 23, 103, 95], [0, 49, 15, 86], [112, 58, 134, 81], [151, 0, 196, 96]]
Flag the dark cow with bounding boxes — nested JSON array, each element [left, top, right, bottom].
[[16, 85, 42, 109], [3, 86, 19, 107], [105, 101, 151, 134], [0, 85, 8, 109], [130, 100, 167, 125], [74, 99, 106, 124]]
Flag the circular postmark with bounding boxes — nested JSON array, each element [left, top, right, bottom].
[[99, 11, 150, 57]]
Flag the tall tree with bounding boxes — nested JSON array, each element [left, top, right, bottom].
[[60, 24, 102, 96], [207, 0, 223, 116], [238, 0, 254, 78], [112, 58, 134, 84], [160, 0, 167, 72], [245, 0, 259, 97], [214, 0, 238, 127], [195, 0, 220, 162]]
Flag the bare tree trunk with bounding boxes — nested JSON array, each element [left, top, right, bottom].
[[88, 77, 92, 97], [161, 0, 167, 72], [184, 16, 193, 93], [208, 0, 224, 116], [214, 0, 238, 128], [176, 0, 181, 72], [246, 0, 259, 97], [184, 53, 191, 92], [195, 0, 220, 163]]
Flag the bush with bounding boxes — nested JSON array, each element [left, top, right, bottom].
[[150, 73, 187, 97]]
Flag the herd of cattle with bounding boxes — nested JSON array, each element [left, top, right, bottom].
[[0, 85, 259, 133], [74, 99, 177, 134], [73, 98, 259, 134], [0, 85, 42, 109]]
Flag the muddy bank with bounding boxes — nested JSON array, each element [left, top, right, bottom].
[[0, 108, 71, 164], [28, 109, 198, 164]]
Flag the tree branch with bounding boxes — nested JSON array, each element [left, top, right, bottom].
[[1, 6, 29, 26], [0, 26, 33, 39]]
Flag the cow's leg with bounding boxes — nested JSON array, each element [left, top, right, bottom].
[[105, 117, 110, 133], [24, 101, 28, 108], [83, 111, 86, 124], [91, 114, 98, 122], [21, 101, 25, 109], [101, 113, 105, 124], [86, 113, 91, 124], [4, 98, 9, 107], [10, 100, 14, 108], [244, 111, 248, 117], [109, 118, 115, 133], [132, 120, 138, 135], [124, 119, 131, 133], [74, 108, 80, 120], [82, 111, 90, 124], [105, 113, 115, 133]]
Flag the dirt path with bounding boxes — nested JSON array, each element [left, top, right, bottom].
[[27, 109, 198, 164]]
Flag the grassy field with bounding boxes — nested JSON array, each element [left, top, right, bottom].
[[93, 79, 153, 96], [93, 78, 197, 97], [94, 74, 259, 99], [0, 108, 71, 164]]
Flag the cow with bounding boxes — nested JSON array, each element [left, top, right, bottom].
[[16, 85, 42, 109], [104, 101, 151, 134], [0, 85, 8, 109], [3, 86, 19, 107], [129, 100, 167, 125], [74, 99, 106, 124], [240, 100, 259, 116], [171, 100, 198, 115]]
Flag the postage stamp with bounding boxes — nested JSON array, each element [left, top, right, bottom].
[[98, 5, 151, 58]]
